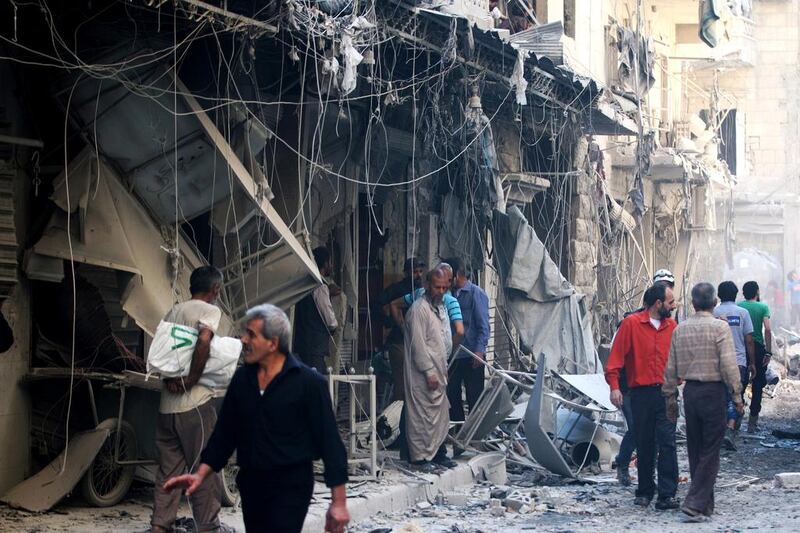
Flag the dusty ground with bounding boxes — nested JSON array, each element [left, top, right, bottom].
[[354, 380, 800, 533], [3, 381, 800, 532]]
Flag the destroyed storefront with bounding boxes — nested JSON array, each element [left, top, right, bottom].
[[0, 0, 650, 512]]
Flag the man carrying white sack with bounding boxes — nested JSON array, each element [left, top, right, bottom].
[[151, 266, 227, 533]]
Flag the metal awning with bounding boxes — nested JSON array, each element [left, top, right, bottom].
[[52, 53, 321, 318]]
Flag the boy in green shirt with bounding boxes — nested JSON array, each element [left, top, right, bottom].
[[738, 281, 773, 433]]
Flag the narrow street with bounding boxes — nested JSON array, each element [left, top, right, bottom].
[[2, 381, 800, 532], [349, 381, 800, 533], [2, 1, 800, 532]]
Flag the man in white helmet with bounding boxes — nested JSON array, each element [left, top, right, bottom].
[[653, 269, 676, 287]]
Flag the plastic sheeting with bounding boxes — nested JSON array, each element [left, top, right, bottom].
[[492, 206, 601, 374], [700, 0, 723, 48], [28, 149, 230, 337]]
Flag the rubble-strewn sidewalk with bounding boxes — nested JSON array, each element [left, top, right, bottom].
[[4, 382, 800, 532]]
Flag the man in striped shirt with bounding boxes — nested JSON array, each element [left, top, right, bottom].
[[664, 283, 743, 520]]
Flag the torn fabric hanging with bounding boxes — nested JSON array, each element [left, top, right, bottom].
[[492, 206, 600, 374], [511, 50, 528, 106], [613, 25, 655, 99]]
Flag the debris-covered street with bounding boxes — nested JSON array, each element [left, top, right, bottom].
[[2, 0, 800, 532], [3, 379, 800, 532], [353, 387, 800, 533]]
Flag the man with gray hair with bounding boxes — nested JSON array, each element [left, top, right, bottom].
[[404, 267, 456, 470], [164, 304, 350, 533], [664, 283, 743, 521]]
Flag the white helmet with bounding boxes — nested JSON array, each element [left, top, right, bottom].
[[653, 269, 675, 285]]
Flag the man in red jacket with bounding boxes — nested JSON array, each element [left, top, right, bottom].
[[605, 284, 679, 510]]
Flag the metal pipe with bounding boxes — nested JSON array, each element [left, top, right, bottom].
[[86, 380, 99, 428], [0, 134, 44, 148]]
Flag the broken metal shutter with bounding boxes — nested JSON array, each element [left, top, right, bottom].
[[0, 162, 18, 300]]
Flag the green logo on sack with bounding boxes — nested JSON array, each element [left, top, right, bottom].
[[170, 325, 199, 349]]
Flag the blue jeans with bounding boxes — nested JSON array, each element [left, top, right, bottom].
[[616, 391, 636, 466], [726, 365, 750, 423]]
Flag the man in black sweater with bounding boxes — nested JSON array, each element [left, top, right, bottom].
[[164, 304, 350, 533]]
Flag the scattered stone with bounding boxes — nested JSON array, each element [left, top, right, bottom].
[[444, 493, 469, 506], [775, 472, 800, 488], [489, 506, 505, 517], [416, 501, 432, 510], [490, 485, 510, 499], [503, 490, 532, 512]]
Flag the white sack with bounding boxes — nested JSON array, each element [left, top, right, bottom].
[[146, 321, 241, 388]]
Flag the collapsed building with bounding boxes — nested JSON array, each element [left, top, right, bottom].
[[0, 0, 792, 519]]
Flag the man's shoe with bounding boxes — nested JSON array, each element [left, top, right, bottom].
[[410, 460, 438, 473], [681, 506, 710, 522], [747, 415, 759, 434], [617, 465, 631, 486], [723, 427, 737, 451], [655, 496, 680, 511], [432, 456, 457, 469], [633, 496, 651, 507]]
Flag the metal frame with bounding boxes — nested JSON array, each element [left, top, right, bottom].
[[328, 373, 378, 480], [27, 368, 158, 467], [175, 75, 323, 305]]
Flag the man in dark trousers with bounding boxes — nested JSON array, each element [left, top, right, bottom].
[[164, 304, 350, 533], [713, 281, 755, 450], [665, 283, 743, 520], [380, 257, 425, 401], [294, 246, 339, 374], [446, 258, 490, 456], [605, 284, 679, 510], [151, 266, 225, 533], [614, 268, 675, 486], [738, 281, 773, 433]]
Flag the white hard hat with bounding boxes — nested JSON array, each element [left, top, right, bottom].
[[653, 269, 675, 285]]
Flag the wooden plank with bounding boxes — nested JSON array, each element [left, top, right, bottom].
[[1, 427, 109, 511], [174, 76, 322, 287]]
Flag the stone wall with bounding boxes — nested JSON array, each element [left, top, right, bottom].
[[686, 1, 800, 195], [570, 139, 600, 298]]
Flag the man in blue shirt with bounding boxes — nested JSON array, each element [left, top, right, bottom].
[[389, 262, 465, 346], [713, 281, 755, 450], [445, 258, 490, 455]]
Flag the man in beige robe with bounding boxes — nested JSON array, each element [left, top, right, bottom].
[[404, 267, 456, 470]]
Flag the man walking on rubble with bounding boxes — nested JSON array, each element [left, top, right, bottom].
[[606, 284, 680, 510], [380, 257, 426, 402], [665, 283, 743, 521], [614, 268, 675, 486], [164, 304, 350, 532], [738, 281, 773, 433], [446, 257, 490, 457], [151, 266, 226, 533], [404, 267, 456, 471], [713, 281, 755, 450], [293, 246, 339, 374]]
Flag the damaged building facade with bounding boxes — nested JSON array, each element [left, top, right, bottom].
[[0, 0, 795, 518]]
